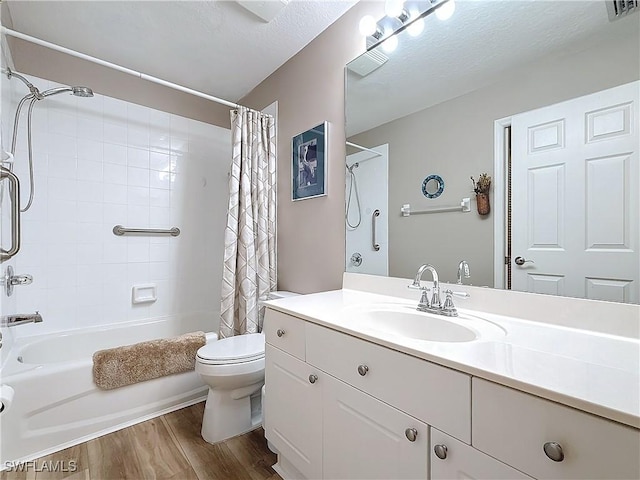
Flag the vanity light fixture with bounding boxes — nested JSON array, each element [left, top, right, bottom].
[[360, 0, 455, 51]]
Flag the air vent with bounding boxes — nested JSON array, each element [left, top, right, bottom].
[[347, 49, 389, 78], [607, 0, 638, 20]]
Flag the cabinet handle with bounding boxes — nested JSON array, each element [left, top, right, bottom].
[[404, 428, 418, 442], [276, 329, 285, 337], [543, 442, 564, 462], [434, 444, 448, 460], [308, 374, 318, 384], [357, 364, 369, 376]]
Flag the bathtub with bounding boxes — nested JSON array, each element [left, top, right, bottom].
[[0, 314, 214, 465]]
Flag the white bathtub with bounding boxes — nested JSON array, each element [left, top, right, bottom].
[[0, 315, 214, 465]]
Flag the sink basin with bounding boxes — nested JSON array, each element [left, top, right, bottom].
[[343, 304, 505, 343]]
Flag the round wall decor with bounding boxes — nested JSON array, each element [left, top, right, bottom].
[[422, 174, 444, 198]]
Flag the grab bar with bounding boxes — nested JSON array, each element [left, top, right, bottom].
[[372, 209, 380, 251], [113, 225, 180, 237], [0, 166, 21, 262]]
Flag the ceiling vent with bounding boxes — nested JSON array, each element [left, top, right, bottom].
[[236, 1, 290, 23], [606, 0, 638, 20], [347, 49, 389, 78]]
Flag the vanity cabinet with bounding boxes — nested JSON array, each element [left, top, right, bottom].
[[264, 308, 640, 480]]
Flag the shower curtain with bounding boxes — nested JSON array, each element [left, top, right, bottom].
[[219, 106, 277, 338]]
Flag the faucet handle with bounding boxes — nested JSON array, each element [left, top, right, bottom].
[[417, 288, 431, 311], [408, 282, 426, 290], [441, 290, 457, 316]]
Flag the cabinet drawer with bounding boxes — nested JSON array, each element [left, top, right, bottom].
[[472, 378, 640, 479], [431, 428, 533, 480], [306, 322, 471, 443], [264, 309, 306, 360]]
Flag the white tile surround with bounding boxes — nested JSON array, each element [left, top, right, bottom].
[[2, 72, 231, 338]]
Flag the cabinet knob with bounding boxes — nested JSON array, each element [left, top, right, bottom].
[[308, 374, 318, 384], [434, 444, 448, 460], [404, 428, 418, 442], [276, 329, 285, 337], [357, 364, 369, 376], [543, 442, 564, 462]]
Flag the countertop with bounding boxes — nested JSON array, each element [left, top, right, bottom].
[[265, 288, 640, 430]]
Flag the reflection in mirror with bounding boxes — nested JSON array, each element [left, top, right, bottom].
[[345, 1, 639, 303]]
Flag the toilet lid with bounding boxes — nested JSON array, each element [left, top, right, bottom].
[[197, 333, 265, 365]]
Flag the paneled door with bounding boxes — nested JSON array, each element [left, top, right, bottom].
[[511, 81, 639, 303]]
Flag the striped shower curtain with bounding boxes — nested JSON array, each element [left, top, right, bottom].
[[219, 106, 277, 338]]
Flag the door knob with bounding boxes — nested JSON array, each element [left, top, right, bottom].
[[276, 329, 285, 337], [434, 444, 448, 459], [308, 374, 318, 384], [543, 442, 564, 462], [514, 256, 535, 266], [404, 428, 418, 442], [357, 364, 369, 376]]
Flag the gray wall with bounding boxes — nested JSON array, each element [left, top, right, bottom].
[[241, 2, 384, 294], [350, 33, 640, 286]]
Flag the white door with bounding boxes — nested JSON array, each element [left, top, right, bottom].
[[511, 81, 639, 303], [431, 428, 533, 480], [345, 144, 389, 276], [322, 373, 429, 480], [264, 344, 323, 479]]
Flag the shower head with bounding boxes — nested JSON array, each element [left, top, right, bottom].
[[40, 86, 94, 98]]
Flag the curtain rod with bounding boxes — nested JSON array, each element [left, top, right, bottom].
[[346, 141, 383, 156], [1, 27, 238, 109]]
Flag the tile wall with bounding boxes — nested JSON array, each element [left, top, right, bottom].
[[5, 73, 231, 337]]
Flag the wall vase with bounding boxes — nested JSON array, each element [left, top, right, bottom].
[[476, 193, 490, 216]]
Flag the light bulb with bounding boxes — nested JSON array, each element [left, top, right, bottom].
[[407, 17, 424, 36], [359, 15, 377, 36], [436, 0, 456, 21], [384, 0, 404, 18], [381, 34, 398, 53]]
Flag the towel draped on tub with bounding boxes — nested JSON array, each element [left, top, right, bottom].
[[92, 331, 206, 390]]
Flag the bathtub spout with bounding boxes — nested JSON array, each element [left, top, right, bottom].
[[1, 311, 43, 327]]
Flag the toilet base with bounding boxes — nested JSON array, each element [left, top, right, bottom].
[[201, 384, 263, 444]]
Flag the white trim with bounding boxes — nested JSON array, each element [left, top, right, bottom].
[[493, 116, 512, 289], [1, 27, 237, 108]]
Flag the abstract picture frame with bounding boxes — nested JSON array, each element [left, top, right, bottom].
[[292, 122, 327, 201]]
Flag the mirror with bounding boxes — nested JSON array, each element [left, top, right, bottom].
[[422, 175, 444, 199], [345, 1, 639, 303]]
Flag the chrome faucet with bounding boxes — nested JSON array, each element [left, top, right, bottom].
[[1, 312, 43, 327], [410, 264, 470, 316], [457, 260, 470, 285], [409, 264, 442, 313]]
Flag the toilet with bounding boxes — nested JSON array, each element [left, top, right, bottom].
[[195, 291, 298, 444]]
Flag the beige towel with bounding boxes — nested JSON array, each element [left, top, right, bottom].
[[92, 331, 206, 390]]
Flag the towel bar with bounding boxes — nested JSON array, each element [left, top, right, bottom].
[[401, 198, 471, 216], [112, 225, 180, 236]]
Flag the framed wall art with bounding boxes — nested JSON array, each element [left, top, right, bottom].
[[292, 122, 327, 201]]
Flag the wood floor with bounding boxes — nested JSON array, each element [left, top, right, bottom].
[[1, 403, 280, 480]]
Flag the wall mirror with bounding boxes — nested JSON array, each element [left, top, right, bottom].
[[345, 1, 639, 304]]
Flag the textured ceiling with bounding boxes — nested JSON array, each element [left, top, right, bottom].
[[5, 0, 357, 102], [347, 1, 640, 136]]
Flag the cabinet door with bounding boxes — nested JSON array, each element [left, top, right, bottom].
[[431, 428, 533, 480], [265, 344, 322, 479], [323, 374, 429, 480]]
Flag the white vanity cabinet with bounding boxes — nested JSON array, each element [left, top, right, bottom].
[[264, 308, 640, 480]]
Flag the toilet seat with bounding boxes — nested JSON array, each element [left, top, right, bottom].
[[197, 333, 265, 365]]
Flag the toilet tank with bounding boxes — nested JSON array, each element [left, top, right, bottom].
[[259, 291, 299, 323]]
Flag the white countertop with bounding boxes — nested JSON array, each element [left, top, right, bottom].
[[266, 288, 640, 430]]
